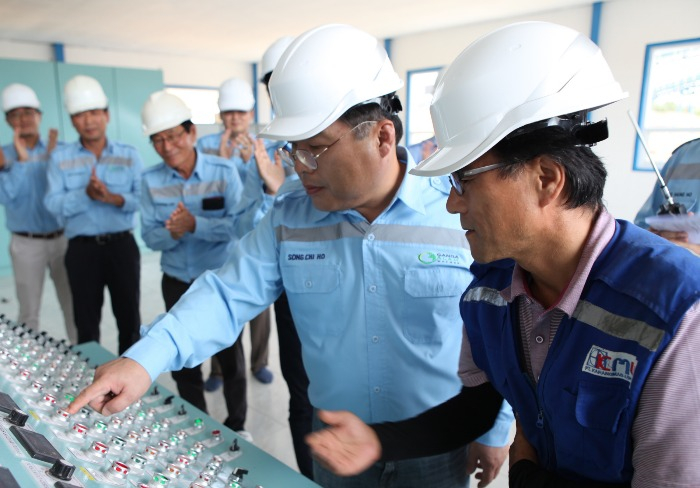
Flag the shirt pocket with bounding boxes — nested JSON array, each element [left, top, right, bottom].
[[401, 266, 470, 344], [282, 263, 342, 336], [64, 168, 89, 190], [103, 165, 131, 191]]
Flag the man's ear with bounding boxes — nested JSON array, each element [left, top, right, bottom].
[[376, 119, 395, 158], [532, 155, 566, 207]]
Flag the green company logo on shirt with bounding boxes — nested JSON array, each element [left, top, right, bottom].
[[418, 251, 437, 264]]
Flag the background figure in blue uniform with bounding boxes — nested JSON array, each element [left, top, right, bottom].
[[306, 22, 700, 488], [634, 137, 700, 255], [253, 34, 314, 479], [197, 78, 275, 387], [45, 75, 142, 355], [139, 91, 250, 437], [67, 24, 513, 488], [0, 83, 75, 342]]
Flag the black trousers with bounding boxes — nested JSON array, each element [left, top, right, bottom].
[[161, 273, 247, 431], [275, 291, 314, 479], [65, 233, 140, 355]]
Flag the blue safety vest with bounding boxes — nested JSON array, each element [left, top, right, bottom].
[[462, 220, 700, 483]]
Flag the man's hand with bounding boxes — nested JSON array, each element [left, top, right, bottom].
[[47, 128, 58, 155], [467, 441, 509, 487], [67, 357, 151, 416], [166, 202, 195, 239], [86, 166, 125, 207], [219, 129, 255, 162], [254, 139, 285, 195], [306, 410, 382, 476], [509, 420, 538, 469], [13, 127, 29, 162]]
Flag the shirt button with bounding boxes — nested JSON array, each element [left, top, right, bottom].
[[373, 387, 381, 393], [368, 285, 377, 293], [304, 280, 313, 288], [431, 177, 441, 186], [535, 335, 544, 344], [367, 234, 375, 241], [372, 336, 379, 343]]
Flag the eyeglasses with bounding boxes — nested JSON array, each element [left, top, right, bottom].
[[277, 121, 374, 171], [6, 108, 39, 121], [151, 127, 187, 147], [448, 162, 510, 195]]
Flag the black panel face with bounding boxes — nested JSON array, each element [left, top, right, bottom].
[[0, 392, 19, 414], [0, 466, 21, 488], [9, 426, 63, 463]]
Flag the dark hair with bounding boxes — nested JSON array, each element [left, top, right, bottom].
[[182, 120, 194, 133], [491, 126, 607, 210], [337, 93, 404, 145]]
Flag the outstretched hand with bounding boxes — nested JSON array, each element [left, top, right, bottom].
[[305, 410, 382, 476], [67, 357, 152, 416]]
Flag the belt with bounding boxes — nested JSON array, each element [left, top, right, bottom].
[[71, 230, 132, 245], [14, 230, 64, 239]]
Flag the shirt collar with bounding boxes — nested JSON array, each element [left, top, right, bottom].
[[503, 208, 616, 317]]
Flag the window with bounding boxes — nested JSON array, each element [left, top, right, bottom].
[[405, 67, 442, 147], [634, 38, 700, 171], [165, 86, 219, 125]]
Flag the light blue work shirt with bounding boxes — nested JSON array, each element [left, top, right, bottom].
[[140, 150, 243, 283], [0, 140, 64, 233], [126, 147, 511, 445], [45, 140, 142, 238], [635, 137, 700, 227]]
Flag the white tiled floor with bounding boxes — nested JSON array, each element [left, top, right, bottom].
[[0, 250, 511, 487]]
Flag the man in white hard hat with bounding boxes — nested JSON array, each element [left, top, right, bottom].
[[0, 83, 75, 343], [139, 90, 250, 437], [197, 78, 277, 390], [45, 75, 142, 355], [67, 24, 513, 487], [306, 21, 700, 488], [634, 137, 700, 255]]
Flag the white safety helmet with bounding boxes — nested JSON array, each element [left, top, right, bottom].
[[2, 83, 41, 113], [63, 75, 108, 115], [259, 36, 294, 82], [259, 24, 403, 141], [218, 78, 255, 112], [412, 21, 628, 176], [141, 90, 192, 136]]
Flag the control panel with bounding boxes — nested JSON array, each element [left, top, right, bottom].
[[0, 316, 318, 488]]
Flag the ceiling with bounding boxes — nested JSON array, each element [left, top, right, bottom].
[[1, 0, 606, 64]]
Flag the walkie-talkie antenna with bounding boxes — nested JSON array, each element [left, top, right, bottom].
[[627, 110, 686, 215]]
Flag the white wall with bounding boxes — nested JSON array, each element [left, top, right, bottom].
[[2, 0, 699, 221]]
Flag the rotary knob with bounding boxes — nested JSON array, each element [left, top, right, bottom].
[[7, 408, 28, 426], [49, 459, 75, 481]]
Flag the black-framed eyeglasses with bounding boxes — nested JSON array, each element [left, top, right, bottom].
[[448, 162, 510, 195], [151, 127, 187, 147], [277, 120, 375, 171]]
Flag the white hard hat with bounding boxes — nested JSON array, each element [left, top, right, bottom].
[[412, 21, 628, 176], [2, 83, 41, 112], [259, 24, 403, 141], [218, 78, 255, 112], [260, 36, 294, 82], [63, 75, 108, 115], [141, 90, 192, 136]]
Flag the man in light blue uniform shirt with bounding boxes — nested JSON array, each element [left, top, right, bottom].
[[634, 137, 700, 255], [0, 83, 75, 342], [139, 90, 249, 435], [45, 75, 142, 355], [69, 24, 512, 488], [197, 77, 276, 387]]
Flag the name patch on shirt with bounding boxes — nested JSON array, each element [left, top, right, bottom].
[[582, 345, 637, 384], [287, 253, 326, 261], [417, 251, 462, 265]]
